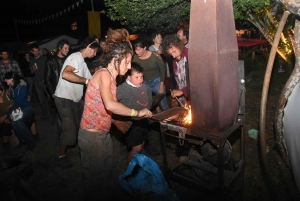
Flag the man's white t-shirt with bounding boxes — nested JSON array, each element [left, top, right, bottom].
[[55, 52, 91, 102]]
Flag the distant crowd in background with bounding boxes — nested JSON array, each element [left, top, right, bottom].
[[0, 26, 191, 200]]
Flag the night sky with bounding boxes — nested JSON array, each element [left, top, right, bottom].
[[0, 0, 122, 43]]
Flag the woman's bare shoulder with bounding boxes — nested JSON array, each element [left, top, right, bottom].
[[92, 68, 109, 77], [91, 68, 110, 85]]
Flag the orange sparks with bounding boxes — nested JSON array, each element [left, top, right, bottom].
[[183, 105, 192, 125]]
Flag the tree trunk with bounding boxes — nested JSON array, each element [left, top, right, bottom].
[[275, 18, 300, 166]]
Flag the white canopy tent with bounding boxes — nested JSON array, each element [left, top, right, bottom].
[[18, 35, 78, 54]]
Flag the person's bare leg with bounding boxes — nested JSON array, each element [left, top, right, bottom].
[[57, 145, 72, 168], [59, 145, 67, 157], [141, 141, 145, 153], [178, 147, 193, 163], [127, 144, 143, 164], [2, 136, 10, 151], [178, 156, 188, 163], [31, 122, 37, 135], [31, 122, 40, 143]]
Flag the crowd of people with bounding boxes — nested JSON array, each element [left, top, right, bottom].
[[0, 26, 191, 200]]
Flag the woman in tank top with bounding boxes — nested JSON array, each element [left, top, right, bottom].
[[78, 28, 152, 200]]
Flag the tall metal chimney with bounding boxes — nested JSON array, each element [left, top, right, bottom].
[[189, 0, 239, 133]]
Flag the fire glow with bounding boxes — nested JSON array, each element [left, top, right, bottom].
[[183, 105, 192, 125]]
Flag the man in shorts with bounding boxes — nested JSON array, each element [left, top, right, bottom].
[[54, 36, 100, 168]]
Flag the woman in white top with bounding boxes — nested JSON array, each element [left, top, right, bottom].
[[148, 31, 163, 54]]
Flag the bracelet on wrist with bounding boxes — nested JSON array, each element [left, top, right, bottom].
[[85, 79, 89, 85], [131, 109, 135, 117]]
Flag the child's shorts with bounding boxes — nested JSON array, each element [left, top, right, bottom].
[[126, 126, 149, 148]]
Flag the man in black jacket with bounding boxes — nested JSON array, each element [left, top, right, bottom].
[[44, 39, 70, 139], [44, 39, 70, 97]]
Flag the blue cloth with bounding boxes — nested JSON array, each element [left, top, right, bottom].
[[119, 153, 180, 201], [11, 107, 35, 146], [144, 77, 169, 111], [6, 80, 32, 117], [5, 80, 34, 146]]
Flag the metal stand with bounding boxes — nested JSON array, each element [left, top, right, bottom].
[[159, 119, 245, 190], [158, 61, 245, 197]]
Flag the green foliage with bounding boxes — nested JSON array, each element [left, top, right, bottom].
[[232, 0, 271, 20], [102, 0, 272, 33], [102, 0, 190, 33], [102, 0, 296, 64]]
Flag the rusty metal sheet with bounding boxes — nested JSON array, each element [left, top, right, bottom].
[[151, 107, 186, 122], [189, 0, 239, 134]]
